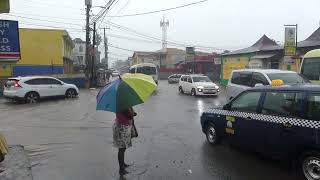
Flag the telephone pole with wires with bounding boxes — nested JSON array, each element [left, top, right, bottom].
[[85, 0, 117, 87], [104, 27, 109, 69], [91, 22, 96, 88], [85, 0, 92, 84]]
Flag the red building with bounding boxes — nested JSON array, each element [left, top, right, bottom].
[[183, 52, 221, 81]]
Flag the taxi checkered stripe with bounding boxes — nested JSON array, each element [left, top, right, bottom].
[[206, 109, 320, 129]]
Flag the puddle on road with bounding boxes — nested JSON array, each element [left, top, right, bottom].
[[24, 142, 76, 168]]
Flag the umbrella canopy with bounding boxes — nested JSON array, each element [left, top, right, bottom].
[[96, 73, 157, 112]]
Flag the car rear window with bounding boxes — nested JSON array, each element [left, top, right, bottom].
[[5, 79, 19, 87], [267, 73, 310, 84]]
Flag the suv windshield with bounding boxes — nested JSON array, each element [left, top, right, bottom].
[[267, 73, 310, 84], [192, 76, 212, 82]]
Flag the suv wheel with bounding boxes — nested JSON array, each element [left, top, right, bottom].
[[25, 92, 39, 103], [179, 86, 184, 94], [206, 123, 219, 145], [300, 152, 320, 180], [66, 89, 77, 98], [191, 88, 197, 96]]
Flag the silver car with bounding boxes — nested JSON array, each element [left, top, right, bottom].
[[226, 69, 310, 101], [168, 74, 182, 84]]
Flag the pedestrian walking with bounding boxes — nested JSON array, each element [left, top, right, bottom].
[[113, 107, 138, 175]]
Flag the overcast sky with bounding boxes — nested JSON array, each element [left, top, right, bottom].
[[1, 0, 320, 64]]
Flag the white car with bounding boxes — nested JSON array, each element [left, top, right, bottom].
[[226, 69, 310, 100], [111, 71, 120, 77], [178, 74, 220, 96], [3, 76, 79, 103]]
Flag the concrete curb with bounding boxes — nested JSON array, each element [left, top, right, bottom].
[[0, 145, 33, 180]]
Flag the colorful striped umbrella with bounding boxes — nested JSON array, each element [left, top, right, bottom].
[[96, 73, 157, 112]]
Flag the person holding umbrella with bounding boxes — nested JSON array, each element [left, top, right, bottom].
[[113, 107, 137, 175], [96, 73, 157, 175]]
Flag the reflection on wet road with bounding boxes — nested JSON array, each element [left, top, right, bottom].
[[0, 81, 297, 180]]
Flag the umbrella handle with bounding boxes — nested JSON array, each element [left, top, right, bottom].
[[118, 75, 122, 80]]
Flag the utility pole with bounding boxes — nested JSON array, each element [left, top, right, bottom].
[[91, 22, 96, 88], [85, 0, 92, 84], [104, 27, 108, 69]]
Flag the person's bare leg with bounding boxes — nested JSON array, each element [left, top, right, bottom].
[[118, 148, 128, 175]]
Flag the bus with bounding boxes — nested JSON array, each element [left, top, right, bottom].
[[129, 63, 159, 84], [300, 49, 320, 84]]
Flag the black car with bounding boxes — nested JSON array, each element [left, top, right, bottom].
[[201, 84, 320, 180]]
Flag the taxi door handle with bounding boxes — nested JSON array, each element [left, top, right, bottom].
[[283, 122, 293, 128]]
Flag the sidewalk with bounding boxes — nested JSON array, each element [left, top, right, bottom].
[[0, 146, 33, 180]]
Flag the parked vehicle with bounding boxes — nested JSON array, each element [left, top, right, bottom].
[[201, 82, 320, 180], [227, 69, 309, 100], [129, 63, 158, 84], [300, 49, 320, 84], [3, 76, 79, 103], [179, 74, 219, 96], [168, 74, 182, 84], [111, 71, 120, 77]]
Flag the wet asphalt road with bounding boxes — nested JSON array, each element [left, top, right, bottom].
[[0, 80, 298, 180]]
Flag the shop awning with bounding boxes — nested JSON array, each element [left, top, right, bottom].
[[251, 53, 277, 59]]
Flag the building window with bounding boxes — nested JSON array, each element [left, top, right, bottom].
[[79, 45, 84, 52]]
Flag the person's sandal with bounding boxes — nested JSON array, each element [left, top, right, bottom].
[[119, 169, 129, 175]]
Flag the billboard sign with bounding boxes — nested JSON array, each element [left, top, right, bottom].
[[0, 20, 20, 61], [0, 0, 10, 13], [284, 27, 296, 56], [186, 47, 195, 55]]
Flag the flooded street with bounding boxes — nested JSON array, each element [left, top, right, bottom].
[[0, 81, 297, 180]]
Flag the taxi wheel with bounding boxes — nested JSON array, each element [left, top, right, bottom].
[[300, 151, 320, 180], [206, 123, 220, 145]]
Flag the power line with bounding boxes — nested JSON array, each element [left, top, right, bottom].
[[108, 44, 135, 52], [106, 21, 226, 51], [107, 0, 208, 18], [100, 32, 160, 44], [116, 0, 131, 14], [3, 14, 84, 27], [8, 12, 85, 21], [18, 22, 85, 31], [4, 12, 85, 21], [90, 0, 117, 24]]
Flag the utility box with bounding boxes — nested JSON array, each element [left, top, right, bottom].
[[0, 0, 10, 13]]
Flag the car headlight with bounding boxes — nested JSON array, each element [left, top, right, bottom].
[[214, 85, 219, 89], [197, 86, 204, 92]]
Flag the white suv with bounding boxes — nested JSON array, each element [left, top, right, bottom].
[[227, 69, 310, 100], [179, 74, 220, 96], [3, 76, 79, 103]]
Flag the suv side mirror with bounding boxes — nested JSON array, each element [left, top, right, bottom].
[[223, 103, 231, 110], [254, 83, 263, 87]]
